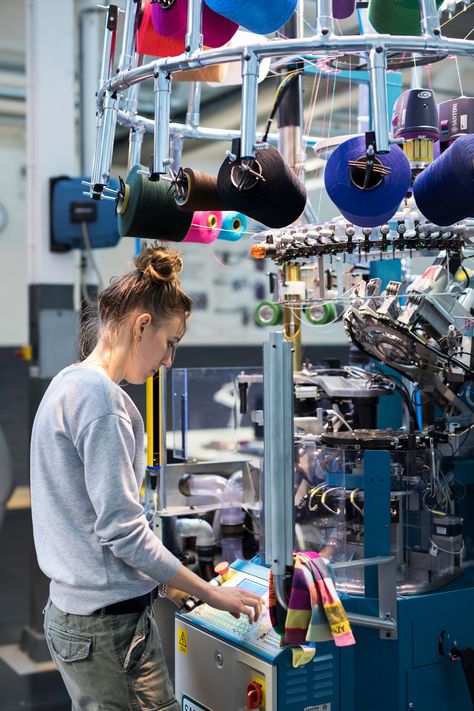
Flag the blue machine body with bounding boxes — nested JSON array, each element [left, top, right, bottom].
[[50, 176, 120, 251], [176, 448, 474, 710]]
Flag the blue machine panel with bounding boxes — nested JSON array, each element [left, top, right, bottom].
[[50, 176, 120, 251]]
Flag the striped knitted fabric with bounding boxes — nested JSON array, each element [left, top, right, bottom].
[[270, 552, 356, 648], [284, 551, 321, 644], [303, 555, 355, 647]]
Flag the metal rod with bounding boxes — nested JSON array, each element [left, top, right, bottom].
[[90, 91, 118, 194], [159, 367, 168, 510], [117, 0, 137, 73], [283, 264, 302, 372], [419, 0, 441, 36], [153, 70, 172, 176], [368, 47, 390, 153], [127, 125, 144, 172], [185, 0, 203, 54], [316, 0, 334, 36], [240, 50, 260, 158], [185, 81, 201, 130], [263, 332, 294, 580], [346, 612, 397, 631], [99, 3, 117, 87], [170, 133, 184, 170], [117, 109, 321, 147]]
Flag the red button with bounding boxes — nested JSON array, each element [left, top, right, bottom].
[[214, 561, 230, 577], [246, 681, 263, 709]]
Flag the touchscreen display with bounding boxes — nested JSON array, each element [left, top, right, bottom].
[[236, 578, 267, 598]]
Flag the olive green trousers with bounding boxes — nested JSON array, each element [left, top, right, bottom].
[[44, 598, 180, 711]]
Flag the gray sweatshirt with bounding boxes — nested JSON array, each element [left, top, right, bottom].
[[30, 364, 181, 615]]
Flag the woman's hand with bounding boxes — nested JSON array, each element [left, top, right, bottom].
[[202, 585, 263, 623], [166, 564, 264, 622]]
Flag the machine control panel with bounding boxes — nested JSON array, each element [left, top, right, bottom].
[[180, 560, 283, 661]]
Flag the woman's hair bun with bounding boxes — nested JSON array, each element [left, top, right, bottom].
[[134, 244, 184, 284]]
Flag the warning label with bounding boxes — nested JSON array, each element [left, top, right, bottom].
[[182, 694, 212, 711], [177, 627, 188, 655]]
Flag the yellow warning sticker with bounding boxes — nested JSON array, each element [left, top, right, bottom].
[[177, 627, 188, 655]]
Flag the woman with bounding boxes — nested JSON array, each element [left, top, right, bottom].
[[30, 244, 262, 711]]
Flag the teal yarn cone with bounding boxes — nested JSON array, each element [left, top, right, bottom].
[[368, 0, 442, 36], [117, 165, 193, 241]]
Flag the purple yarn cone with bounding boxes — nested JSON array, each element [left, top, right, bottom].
[[332, 0, 356, 19], [151, 0, 238, 48]]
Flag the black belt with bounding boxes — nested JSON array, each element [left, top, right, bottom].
[[93, 589, 157, 616]]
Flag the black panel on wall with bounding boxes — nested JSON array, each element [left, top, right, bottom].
[[0, 349, 29, 487]]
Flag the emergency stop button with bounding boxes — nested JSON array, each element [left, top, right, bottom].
[[246, 681, 263, 709], [214, 561, 231, 581]]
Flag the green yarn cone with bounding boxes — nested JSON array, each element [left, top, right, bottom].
[[117, 164, 193, 241], [368, 0, 442, 36]]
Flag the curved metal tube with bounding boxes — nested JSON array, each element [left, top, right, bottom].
[[98, 34, 474, 108], [175, 518, 215, 547]]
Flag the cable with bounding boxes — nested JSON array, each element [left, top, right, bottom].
[[79, 222, 104, 309], [350, 488, 364, 517], [429, 539, 464, 556], [320, 487, 343, 515], [262, 69, 303, 144]]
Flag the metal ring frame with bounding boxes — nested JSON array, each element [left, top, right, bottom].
[[86, 0, 474, 199]]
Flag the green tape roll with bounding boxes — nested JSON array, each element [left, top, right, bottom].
[[254, 301, 283, 327], [117, 164, 193, 240], [304, 303, 337, 325], [368, 0, 442, 36]]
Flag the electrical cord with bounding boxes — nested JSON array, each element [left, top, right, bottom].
[[262, 69, 303, 143], [320, 487, 343, 515]]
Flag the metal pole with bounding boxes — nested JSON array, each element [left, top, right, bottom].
[[99, 4, 117, 88], [90, 91, 118, 194], [159, 367, 168, 511], [316, 0, 334, 36], [283, 264, 302, 372], [419, 0, 441, 36], [152, 70, 172, 177], [185, 0, 203, 54], [263, 332, 294, 604], [127, 125, 145, 172], [240, 50, 260, 158], [186, 81, 202, 129], [118, 0, 138, 73], [368, 47, 390, 153]]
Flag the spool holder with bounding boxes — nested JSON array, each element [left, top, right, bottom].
[[88, 0, 474, 202], [347, 131, 393, 191], [252, 220, 471, 262], [368, 48, 390, 154], [240, 50, 260, 160], [315, 0, 334, 36], [152, 70, 172, 179], [185, 0, 203, 54]]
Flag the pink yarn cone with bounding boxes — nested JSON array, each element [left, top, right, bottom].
[[182, 211, 223, 244]]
